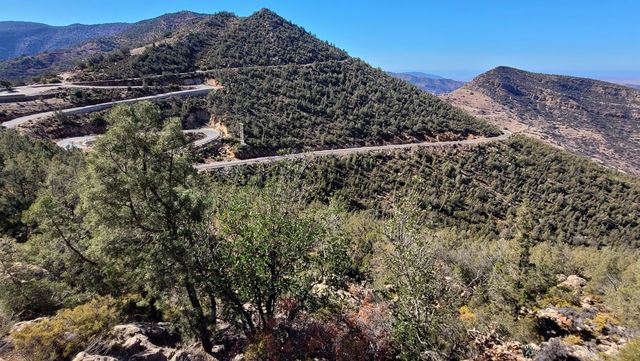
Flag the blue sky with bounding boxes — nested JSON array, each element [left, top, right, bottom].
[[2, 0, 639, 81]]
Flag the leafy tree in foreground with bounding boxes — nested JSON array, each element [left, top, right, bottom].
[[80, 101, 218, 351], [79, 101, 350, 352], [213, 184, 352, 333], [0, 129, 57, 239]]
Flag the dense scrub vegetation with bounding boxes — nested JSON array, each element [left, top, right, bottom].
[[0, 129, 59, 240], [78, 9, 348, 80], [2, 103, 639, 360], [211, 135, 640, 248], [206, 59, 499, 155]]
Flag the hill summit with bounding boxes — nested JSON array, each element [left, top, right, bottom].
[[76, 9, 348, 79]]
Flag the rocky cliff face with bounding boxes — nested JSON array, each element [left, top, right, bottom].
[[72, 323, 216, 361], [473, 274, 634, 361], [444, 67, 640, 174]]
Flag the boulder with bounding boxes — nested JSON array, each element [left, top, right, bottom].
[[73, 323, 217, 361], [534, 338, 580, 361], [471, 329, 527, 361], [536, 308, 574, 338], [559, 275, 587, 291], [9, 317, 48, 334], [568, 345, 597, 361], [73, 353, 118, 361], [482, 341, 526, 361], [580, 296, 596, 310]]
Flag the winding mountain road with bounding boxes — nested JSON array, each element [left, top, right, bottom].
[[1, 71, 512, 168], [1, 84, 218, 129], [56, 128, 221, 150], [196, 130, 512, 171]]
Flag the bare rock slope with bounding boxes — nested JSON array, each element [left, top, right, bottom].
[[444, 66, 640, 174]]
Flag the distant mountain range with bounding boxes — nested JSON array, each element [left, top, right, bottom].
[[387, 71, 465, 94], [626, 83, 640, 90], [444, 66, 640, 174], [0, 21, 131, 61], [0, 11, 208, 80]]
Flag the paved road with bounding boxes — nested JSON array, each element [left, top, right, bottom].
[[196, 130, 512, 171], [2, 63, 510, 168], [1, 59, 350, 98], [183, 128, 221, 147], [1, 85, 218, 129], [56, 128, 221, 150], [1, 83, 174, 98]]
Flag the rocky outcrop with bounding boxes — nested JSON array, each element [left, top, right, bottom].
[[9, 317, 48, 334], [473, 271, 633, 361], [559, 275, 587, 291], [534, 338, 580, 361], [531, 278, 632, 361], [72, 323, 216, 361], [536, 308, 576, 339]]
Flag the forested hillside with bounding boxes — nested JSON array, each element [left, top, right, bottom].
[[2, 108, 639, 360], [77, 9, 348, 79], [0, 11, 207, 80], [212, 135, 640, 248], [206, 59, 499, 155], [2, 7, 639, 361], [60, 9, 498, 155]]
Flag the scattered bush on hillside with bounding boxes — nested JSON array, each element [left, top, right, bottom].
[[0, 238, 66, 324], [617, 337, 640, 361], [207, 59, 498, 155], [212, 136, 640, 248], [11, 297, 120, 361], [385, 202, 469, 359]]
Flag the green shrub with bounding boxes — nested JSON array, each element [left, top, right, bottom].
[[12, 297, 120, 361], [617, 337, 640, 361]]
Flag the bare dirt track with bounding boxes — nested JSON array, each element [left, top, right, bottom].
[[196, 131, 512, 171]]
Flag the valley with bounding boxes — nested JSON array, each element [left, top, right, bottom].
[[0, 6, 639, 361], [388, 71, 466, 94]]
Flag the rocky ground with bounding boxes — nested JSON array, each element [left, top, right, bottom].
[[0, 275, 635, 361], [476, 275, 633, 361]]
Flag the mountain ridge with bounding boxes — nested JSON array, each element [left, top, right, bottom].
[[0, 20, 131, 61], [1, 9, 499, 158], [0, 11, 209, 80], [75, 9, 349, 80], [444, 66, 640, 174]]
